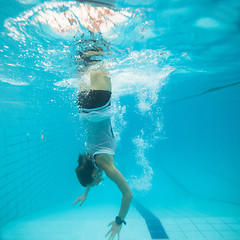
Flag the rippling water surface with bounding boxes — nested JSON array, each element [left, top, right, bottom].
[[1, 1, 240, 95]]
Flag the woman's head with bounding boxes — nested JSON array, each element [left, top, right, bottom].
[[75, 153, 103, 187]]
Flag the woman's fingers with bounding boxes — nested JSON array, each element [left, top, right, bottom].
[[105, 228, 111, 237], [108, 233, 115, 240], [73, 197, 82, 206], [73, 199, 78, 206], [105, 221, 114, 238]]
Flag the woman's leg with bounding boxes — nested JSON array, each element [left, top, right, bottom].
[[90, 69, 111, 91]]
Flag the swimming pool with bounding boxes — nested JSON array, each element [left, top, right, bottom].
[[1, 0, 240, 239]]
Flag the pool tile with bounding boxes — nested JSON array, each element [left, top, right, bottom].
[[179, 223, 198, 231], [167, 231, 187, 239], [162, 223, 182, 232], [184, 230, 205, 239], [175, 218, 192, 225], [160, 218, 177, 225], [133, 200, 168, 239], [190, 217, 208, 224], [202, 230, 224, 239], [206, 217, 224, 224], [211, 222, 232, 231], [219, 230, 240, 239], [220, 217, 240, 224], [195, 223, 216, 231], [228, 223, 240, 232]]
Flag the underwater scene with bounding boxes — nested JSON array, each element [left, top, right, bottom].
[[0, 0, 240, 239]]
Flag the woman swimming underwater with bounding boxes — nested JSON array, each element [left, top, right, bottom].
[[73, 46, 133, 240]]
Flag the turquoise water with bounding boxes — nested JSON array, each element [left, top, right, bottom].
[[1, 0, 240, 239]]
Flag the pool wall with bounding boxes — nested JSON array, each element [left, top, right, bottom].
[[0, 85, 78, 228], [151, 84, 240, 206]]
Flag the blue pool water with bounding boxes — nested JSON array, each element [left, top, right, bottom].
[[0, 0, 240, 239]]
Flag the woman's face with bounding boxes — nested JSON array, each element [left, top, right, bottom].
[[90, 169, 103, 186]]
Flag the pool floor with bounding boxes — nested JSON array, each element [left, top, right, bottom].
[[1, 198, 240, 240]]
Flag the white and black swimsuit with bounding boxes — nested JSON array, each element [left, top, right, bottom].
[[77, 90, 117, 158]]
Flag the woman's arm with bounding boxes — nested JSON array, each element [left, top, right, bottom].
[[96, 154, 132, 239], [105, 166, 133, 220], [96, 154, 133, 220]]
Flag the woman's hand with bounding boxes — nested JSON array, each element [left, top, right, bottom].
[[105, 221, 122, 240], [73, 194, 87, 207]]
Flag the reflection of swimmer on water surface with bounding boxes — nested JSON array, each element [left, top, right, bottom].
[[36, 2, 130, 34], [73, 39, 132, 240]]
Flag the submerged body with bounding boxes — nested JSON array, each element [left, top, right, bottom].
[[74, 65, 132, 239]]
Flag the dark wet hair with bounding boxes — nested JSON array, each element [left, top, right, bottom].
[[75, 153, 94, 187]]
